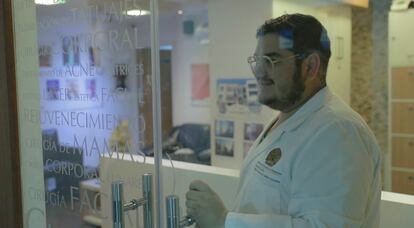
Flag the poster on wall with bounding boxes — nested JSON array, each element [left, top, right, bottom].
[[41, 78, 102, 110], [191, 64, 210, 106], [216, 78, 262, 114], [62, 36, 80, 66]]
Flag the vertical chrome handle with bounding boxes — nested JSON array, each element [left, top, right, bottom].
[[111, 173, 153, 228], [143, 173, 153, 228], [166, 195, 196, 228], [112, 181, 124, 228], [166, 195, 180, 228]]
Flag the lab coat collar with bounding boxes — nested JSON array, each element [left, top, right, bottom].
[[241, 87, 332, 173], [241, 87, 332, 174], [278, 86, 332, 133]]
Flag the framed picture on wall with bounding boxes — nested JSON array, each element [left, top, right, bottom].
[[215, 138, 234, 157], [215, 120, 234, 138], [191, 64, 210, 106], [216, 78, 262, 114], [65, 79, 80, 100], [45, 79, 59, 100], [244, 123, 264, 141], [40, 78, 102, 111]]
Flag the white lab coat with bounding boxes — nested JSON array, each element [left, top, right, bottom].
[[225, 87, 381, 228]]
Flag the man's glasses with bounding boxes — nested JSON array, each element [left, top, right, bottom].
[[247, 54, 299, 75]]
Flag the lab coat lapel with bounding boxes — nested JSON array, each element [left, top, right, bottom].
[[241, 119, 286, 174], [281, 87, 331, 132], [240, 87, 332, 174]]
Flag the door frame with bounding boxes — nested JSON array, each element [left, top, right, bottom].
[[0, 0, 23, 227]]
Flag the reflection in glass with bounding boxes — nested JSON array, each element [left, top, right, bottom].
[[36, 0, 153, 226]]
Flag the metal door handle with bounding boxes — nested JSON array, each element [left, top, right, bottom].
[[166, 195, 196, 228], [112, 173, 153, 228]]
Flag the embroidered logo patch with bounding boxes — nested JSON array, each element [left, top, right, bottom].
[[265, 148, 282, 167]]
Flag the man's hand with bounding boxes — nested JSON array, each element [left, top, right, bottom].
[[185, 180, 228, 228]]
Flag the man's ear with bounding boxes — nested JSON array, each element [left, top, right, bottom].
[[303, 53, 321, 79]]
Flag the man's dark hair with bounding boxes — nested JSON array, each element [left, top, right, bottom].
[[257, 14, 331, 81]]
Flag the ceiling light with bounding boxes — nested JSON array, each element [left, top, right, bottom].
[[125, 9, 151, 16], [35, 0, 66, 5], [177, 10, 184, 15]]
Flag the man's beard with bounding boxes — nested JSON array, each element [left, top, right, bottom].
[[261, 68, 305, 112]]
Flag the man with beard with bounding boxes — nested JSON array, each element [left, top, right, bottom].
[[186, 14, 381, 228]]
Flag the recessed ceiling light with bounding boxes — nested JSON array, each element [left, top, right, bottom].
[[124, 9, 151, 16], [35, 0, 66, 5], [177, 10, 184, 15]]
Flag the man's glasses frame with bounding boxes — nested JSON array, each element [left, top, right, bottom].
[[247, 54, 300, 75]]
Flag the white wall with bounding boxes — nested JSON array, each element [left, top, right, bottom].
[[389, 10, 414, 67], [100, 156, 414, 228], [380, 192, 414, 227], [208, 0, 275, 170], [208, 0, 273, 81], [171, 12, 211, 126]]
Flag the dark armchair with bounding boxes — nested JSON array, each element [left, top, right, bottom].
[[143, 123, 211, 165]]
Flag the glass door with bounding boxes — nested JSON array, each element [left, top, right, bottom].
[[155, 1, 274, 227], [13, 0, 162, 227], [13, 0, 414, 228]]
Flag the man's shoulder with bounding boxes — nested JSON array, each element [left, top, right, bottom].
[[315, 95, 369, 129], [300, 95, 378, 146]]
